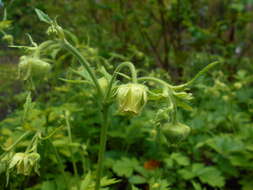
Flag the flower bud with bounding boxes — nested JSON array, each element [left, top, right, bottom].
[[98, 77, 108, 94], [8, 152, 40, 176], [234, 82, 242, 89], [117, 83, 147, 116], [18, 56, 51, 80], [46, 24, 65, 39], [162, 122, 191, 144], [2, 34, 13, 45]]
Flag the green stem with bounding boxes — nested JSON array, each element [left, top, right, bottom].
[[1, 131, 31, 152], [62, 39, 103, 97], [175, 61, 220, 89], [138, 61, 220, 90], [48, 139, 68, 187], [138, 76, 175, 89], [105, 61, 137, 101], [65, 111, 78, 178], [95, 106, 109, 190], [155, 123, 162, 154]]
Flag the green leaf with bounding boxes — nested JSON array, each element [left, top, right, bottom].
[[176, 99, 193, 111], [149, 178, 170, 190], [35, 8, 52, 24], [197, 167, 225, 187], [100, 176, 121, 187], [129, 175, 146, 184], [112, 157, 139, 178], [171, 153, 190, 166], [178, 168, 195, 180], [0, 20, 12, 30], [41, 181, 56, 190], [240, 176, 253, 190], [80, 172, 92, 190], [132, 185, 140, 190], [179, 164, 225, 187], [191, 181, 202, 190], [205, 135, 244, 156]]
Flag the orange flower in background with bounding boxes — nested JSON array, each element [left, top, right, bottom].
[[144, 160, 160, 170]]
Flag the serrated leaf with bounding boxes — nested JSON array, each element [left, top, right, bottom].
[[197, 167, 225, 187], [171, 153, 190, 166], [35, 8, 52, 24], [0, 20, 12, 30], [100, 176, 121, 187], [129, 175, 146, 184], [80, 172, 92, 190], [191, 181, 202, 190], [41, 181, 56, 190], [178, 168, 195, 180], [132, 185, 140, 190], [205, 135, 244, 156], [176, 99, 193, 111], [112, 157, 139, 178]]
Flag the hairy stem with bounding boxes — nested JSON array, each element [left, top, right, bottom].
[[65, 111, 78, 178], [138, 76, 174, 89], [62, 39, 103, 97], [175, 61, 220, 89], [1, 131, 31, 152], [95, 106, 109, 190], [105, 61, 137, 102]]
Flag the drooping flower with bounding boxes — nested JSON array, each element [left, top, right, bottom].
[[8, 152, 40, 176], [116, 83, 147, 116], [18, 56, 51, 80]]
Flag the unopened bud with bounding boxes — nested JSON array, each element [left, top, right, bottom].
[[117, 83, 147, 116], [2, 34, 13, 45], [18, 56, 51, 80], [98, 77, 108, 94], [162, 122, 191, 144]]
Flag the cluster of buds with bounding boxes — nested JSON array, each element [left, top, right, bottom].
[[8, 152, 40, 176], [46, 24, 65, 39], [115, 81, 191, 144]]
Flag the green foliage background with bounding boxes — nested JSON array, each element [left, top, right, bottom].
[[0, 0, 253, 190]]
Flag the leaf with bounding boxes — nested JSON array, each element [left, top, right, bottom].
[[112, 157, 139, 178], [197, 167, 225, 187], [179, 163, 225, 187], [35, 8, 52, 24], [205, 135, 244, 156], [240, 176, 253, 190], [80, 172, 92, 190], [132, 185, 140, 190], [171, 153, 190, 166], [178, 168, 195, 180], [176, 100, 193, 111], [100, 176, 121, 187], [191, 181, 202, 190], [41, 181, 56, 190], [149, 178, 170, 190], [129, 175, 146, 184]]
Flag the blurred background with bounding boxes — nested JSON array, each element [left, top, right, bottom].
[[0, 0, 253, 190]]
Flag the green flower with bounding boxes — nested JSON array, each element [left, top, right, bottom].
[[8, 152, 40, 176], [117, 83, 147, 116]]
